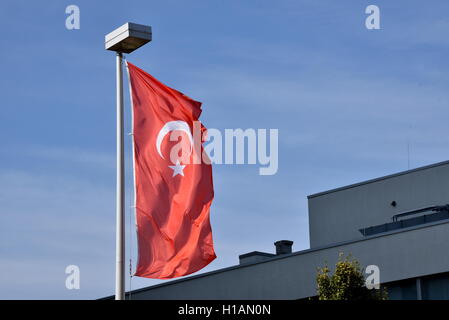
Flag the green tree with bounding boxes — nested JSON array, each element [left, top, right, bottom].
[[316, 253, 387, 300]]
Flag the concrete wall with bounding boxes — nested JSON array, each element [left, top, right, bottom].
[[128, 221, 449, 300], [308, 161, 449, 248]]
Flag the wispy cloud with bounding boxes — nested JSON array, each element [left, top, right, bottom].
[[22, 146, 116, 170]]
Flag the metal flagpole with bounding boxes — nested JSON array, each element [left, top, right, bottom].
[[105, 22, 152, 301], [115, 52, 125, 300]]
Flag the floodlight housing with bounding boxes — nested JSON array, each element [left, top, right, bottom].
[[105, 22, 152, 53]]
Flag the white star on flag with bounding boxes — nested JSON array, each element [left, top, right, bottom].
[[169, 160, 186, 177]]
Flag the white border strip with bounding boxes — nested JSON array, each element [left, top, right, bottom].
[[124, 60, 139, 275]]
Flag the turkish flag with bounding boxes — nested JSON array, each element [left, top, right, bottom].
[[127, 62, 216, 279]]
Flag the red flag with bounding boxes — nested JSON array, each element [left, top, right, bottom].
[[127, 62, 216, 279]]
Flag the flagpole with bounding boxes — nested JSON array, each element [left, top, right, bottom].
[[115, 51, 125, 300], [105, 22, 152, 301]]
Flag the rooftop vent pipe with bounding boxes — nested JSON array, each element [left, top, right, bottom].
[[274, 240, 293, 255]]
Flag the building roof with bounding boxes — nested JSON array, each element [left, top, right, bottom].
[[307, 160, 449, 199]]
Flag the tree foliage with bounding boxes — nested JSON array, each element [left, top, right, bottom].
[[316, 253, 387, 300]]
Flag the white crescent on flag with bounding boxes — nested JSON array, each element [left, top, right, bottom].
[[155, 120, 194, 159]]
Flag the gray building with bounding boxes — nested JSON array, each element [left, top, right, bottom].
[[113, 160, 449, 300]]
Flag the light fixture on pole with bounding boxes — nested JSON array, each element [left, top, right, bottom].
[[105, 22, 152, 301]]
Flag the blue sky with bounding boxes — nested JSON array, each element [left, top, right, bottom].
[[1, 0, 449, 299]]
